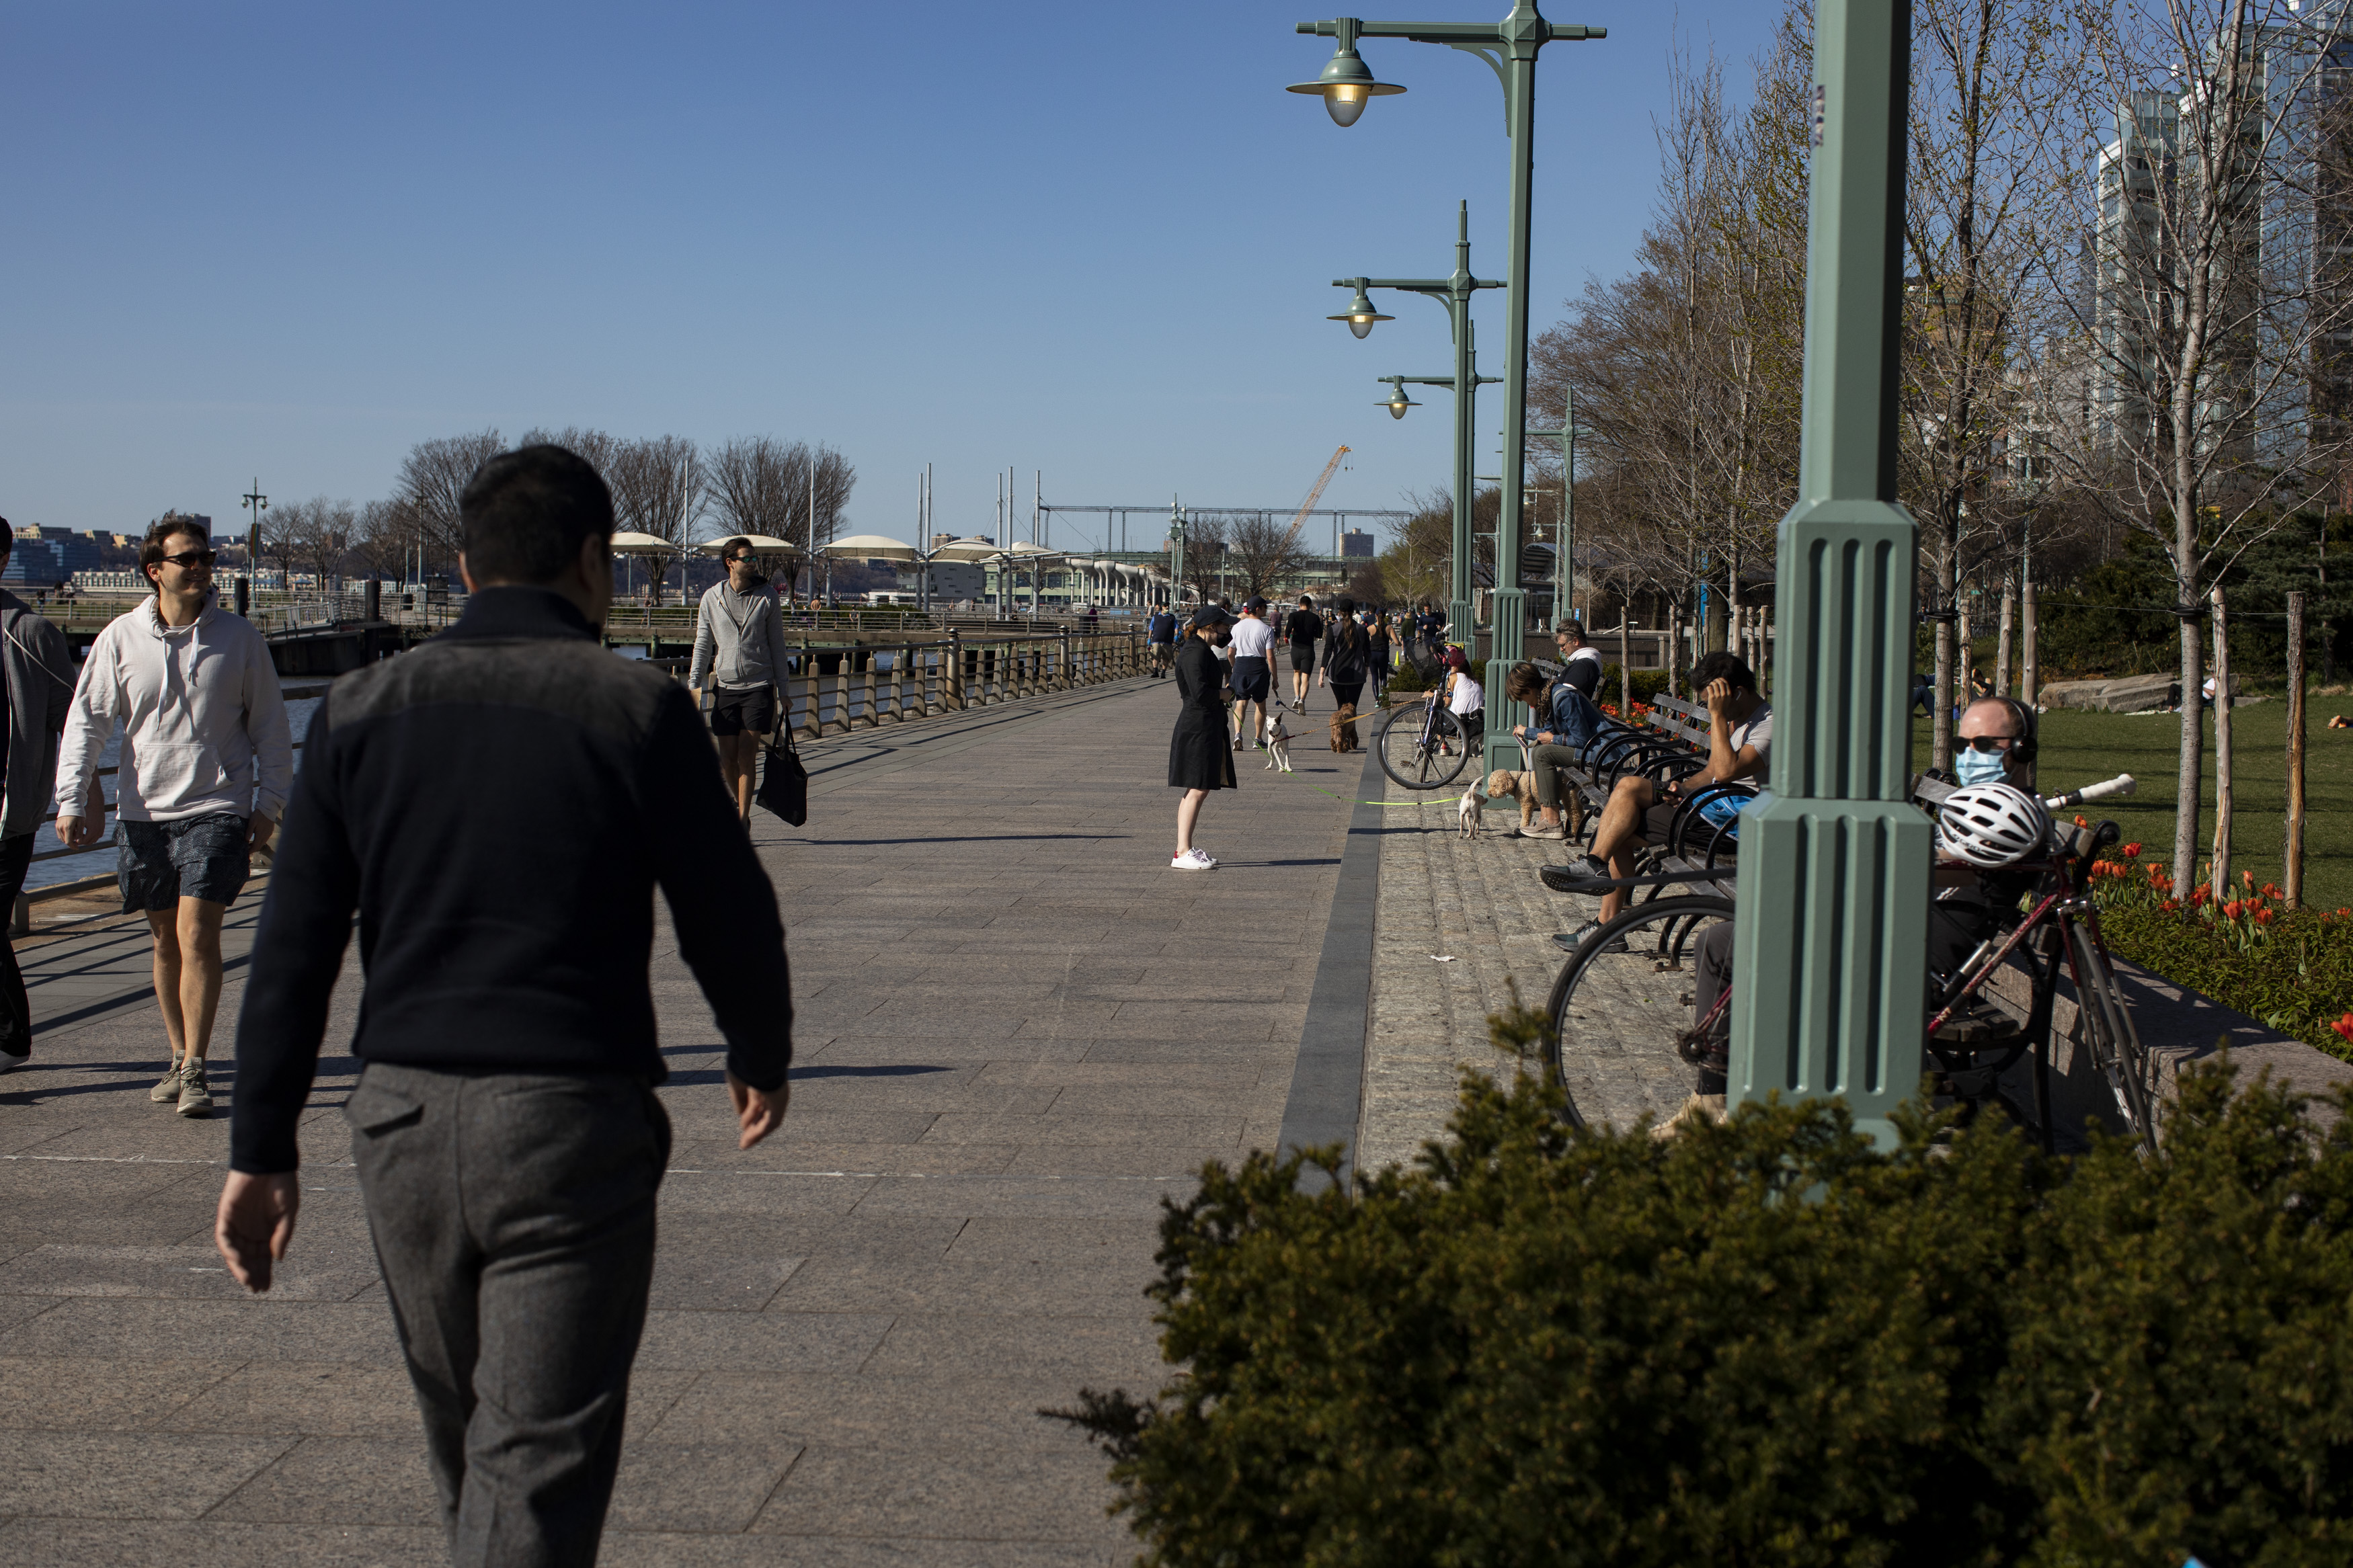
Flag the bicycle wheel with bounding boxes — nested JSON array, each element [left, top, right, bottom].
[[2064, 919, 2160, 1152], [1544, 895, 1737, 1130], [1375, 702, 1471, 790]]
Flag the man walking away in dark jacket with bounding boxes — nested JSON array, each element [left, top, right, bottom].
[[0, 522, 75, 1072], [218, 445, 793, 1568]]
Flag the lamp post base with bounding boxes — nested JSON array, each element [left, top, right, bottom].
[[1728, 794, 1933, 1151]]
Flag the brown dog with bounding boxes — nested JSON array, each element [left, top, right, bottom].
[[1329, 704, 1359, 753], [1484, 768, 1541, 833]]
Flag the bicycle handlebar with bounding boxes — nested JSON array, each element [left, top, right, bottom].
[[2043, 773, 2135, 811]]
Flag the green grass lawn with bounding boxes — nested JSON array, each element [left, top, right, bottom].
[[1911, 701, 2353, 913]]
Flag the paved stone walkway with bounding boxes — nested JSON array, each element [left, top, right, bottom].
[[0, 675, 1361, 1565], [1357, 766, 1707, 1171]]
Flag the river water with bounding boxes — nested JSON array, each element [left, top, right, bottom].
[[28, 697, 323, 892]]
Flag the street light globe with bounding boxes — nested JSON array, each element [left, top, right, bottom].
[[1327, 289, 1393, 339], [1287, 44, 1403, 129], [1380, 382, 1419, 419]]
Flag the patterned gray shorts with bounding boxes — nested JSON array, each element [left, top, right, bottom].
[[118, 812, 249, 912]]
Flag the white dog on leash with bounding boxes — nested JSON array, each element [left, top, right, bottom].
[[1264, 712, 1293, 772], [1458, 784, 1484, 839]]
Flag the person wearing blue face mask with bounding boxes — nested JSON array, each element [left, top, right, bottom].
[[1952, 695, 2034, 790]]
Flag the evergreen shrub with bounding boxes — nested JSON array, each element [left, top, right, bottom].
[[1055, 1034, 2353, 1565]]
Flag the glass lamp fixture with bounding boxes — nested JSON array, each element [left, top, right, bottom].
[[1381, 380, 1420, 419], [1328, 288, 1393, 339], [1287, 30, 1403, 128]]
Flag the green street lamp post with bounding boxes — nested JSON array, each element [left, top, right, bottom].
[[1292, 3, 1606, 771], [1326, 202, 1502, 661], [1523, 386, 1594, 633], [1726, 0, 1928, 1149], [1167, 501, 1187, 612]]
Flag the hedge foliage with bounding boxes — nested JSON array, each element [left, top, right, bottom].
[[1056, 1055, 2353, 1567]]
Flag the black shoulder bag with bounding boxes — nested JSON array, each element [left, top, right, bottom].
[[755, 690, 808, 826]]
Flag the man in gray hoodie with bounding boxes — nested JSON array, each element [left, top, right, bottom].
[[688, 538, 791, 823], [0, 522, 77, 1073], [58, 518, 292, 1116]]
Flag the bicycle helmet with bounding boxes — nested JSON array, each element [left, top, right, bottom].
[[1937, 782, 2052, 869]]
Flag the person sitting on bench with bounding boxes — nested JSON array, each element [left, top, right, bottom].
[[1503, 661, 1606, 841], [1566, 652, 1770, 952]]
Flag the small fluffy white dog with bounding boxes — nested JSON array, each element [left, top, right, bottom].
[[1264, 712, 1293, 772], [1458, 784, 1484, 838]]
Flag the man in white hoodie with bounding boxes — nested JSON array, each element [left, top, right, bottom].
[[57, 518, 292, 1117]]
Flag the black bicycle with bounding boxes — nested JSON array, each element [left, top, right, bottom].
[[1374, 685, 1473, 790], [1538, 774, 2157, 1151]]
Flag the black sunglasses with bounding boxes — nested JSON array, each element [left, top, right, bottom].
[[158, 549, 218, 569], [1960, 733, 2018, 752]]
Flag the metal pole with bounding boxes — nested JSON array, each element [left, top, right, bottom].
[[1484, 20, 1540, 772], [1450, 209, 1478, 656], [1727, 0, 1928, 1149]]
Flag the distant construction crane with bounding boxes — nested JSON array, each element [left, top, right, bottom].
[[1281, 446, 1351, 550]]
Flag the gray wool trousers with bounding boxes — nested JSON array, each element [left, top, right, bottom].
[[347, 1061, 670, 1568]]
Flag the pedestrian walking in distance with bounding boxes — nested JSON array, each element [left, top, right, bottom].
[[0, 520, 77, 1075], [690, 536, 791, 823], [1285, 593, 1325, 712], [1228, 596, 1277, 750], [1169, 606, 1238, 870], [218, 445, 793, 1568], [57, 516, 292, 1117]]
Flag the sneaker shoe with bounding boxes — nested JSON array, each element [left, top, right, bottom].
[[1171, 848, 1218, 871], [0, 1048, 26, 1075], [149, 1059, 184, 1103], [177, 1059, 214, 1118], [1555, 919, 1628, 955]]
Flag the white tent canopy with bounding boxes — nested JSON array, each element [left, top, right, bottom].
[[694, 534, 796, 554], [608, 531, 678, 554], [928, 536, 1004, 563], [822, 534, 920, 562]]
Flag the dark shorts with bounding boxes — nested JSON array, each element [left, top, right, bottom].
[[710, 686, 774, 737], [1289, 647, 1316, 673], [1232, 657, 1271, 702], [1636, 798, 1682, 844], [118, 812, 249, 913]]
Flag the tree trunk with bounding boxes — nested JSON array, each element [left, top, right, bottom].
[[1931, 530, 1956, 773], [1994, 586, 2013, 698], [2208, 587, 2232, 903], [2174, 610, 2205, 903], [1957, 602, 1974, 704], [2287, 590, 2307, 909]]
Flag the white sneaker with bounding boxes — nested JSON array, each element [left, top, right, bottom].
[[1171, 848, 1218, 870], [0, 1049, 26, 1075]]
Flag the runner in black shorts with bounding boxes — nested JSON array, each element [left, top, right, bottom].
[[1284, 595, 1324, 712]]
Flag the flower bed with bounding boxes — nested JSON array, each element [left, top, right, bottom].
[[2087, 839, 2353, 1059]]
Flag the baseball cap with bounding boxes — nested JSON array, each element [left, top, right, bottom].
[[1244, 595, 1268, 612], [1187, 606, 1238, 632]]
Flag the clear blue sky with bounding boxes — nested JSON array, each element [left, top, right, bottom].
[[0, 1, 1777, 553]]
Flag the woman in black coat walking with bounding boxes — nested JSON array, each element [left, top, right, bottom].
[[1168, 607, 1238, 870]]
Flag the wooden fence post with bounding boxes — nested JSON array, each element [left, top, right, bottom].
[[948, 630, 964, 710], [1618, 615, 1632, 714], [2020, 578, 2039, 708], [1995, 587, 2014, 698], [2209, 586, 2233, 902], [2288, 589, 2307, 909]]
